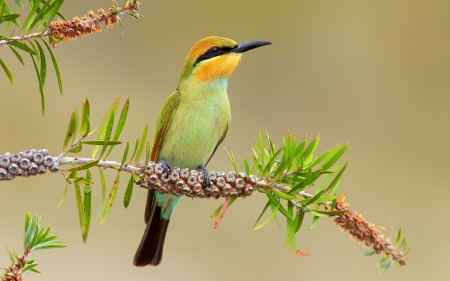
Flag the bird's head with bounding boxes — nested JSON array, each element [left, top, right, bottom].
[[178, 36, 271, 84]]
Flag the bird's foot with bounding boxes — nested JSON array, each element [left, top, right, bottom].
[[159, 158, 171, 175], [197, 165, 211, 188]]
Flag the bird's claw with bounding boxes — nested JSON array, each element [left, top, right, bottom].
[[159, 158, 171, 175], [198, 165, 211, 188]]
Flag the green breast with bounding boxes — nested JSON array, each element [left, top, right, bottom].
[[159, 78, 231, 169]]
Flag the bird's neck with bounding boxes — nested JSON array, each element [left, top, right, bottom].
[[178, 75, 228, 92]]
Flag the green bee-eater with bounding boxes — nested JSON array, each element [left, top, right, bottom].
[[134, 36, 271, 266]]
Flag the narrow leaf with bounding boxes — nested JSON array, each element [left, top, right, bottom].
[[253, 200, 280, 231], [42, 39, 63, 94], [99, 172, 120, 225], [134, 124, 148, 164], [0, 59, 13, 84], [123, 175, 134, 208], [62, 110, 77, 151], [9, 46, 24, 65]]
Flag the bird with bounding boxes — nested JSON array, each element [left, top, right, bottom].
[[133, 36, 271, 267]]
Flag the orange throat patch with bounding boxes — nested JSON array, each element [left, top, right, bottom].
[[193, 53, 242, 82]]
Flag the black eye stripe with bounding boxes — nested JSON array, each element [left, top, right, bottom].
[[194, 46, 235, 66]]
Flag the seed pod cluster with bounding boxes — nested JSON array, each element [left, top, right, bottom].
[[333, 200, 407, 265], [0, 149, 58, 181], [136, 161, 257, 199], [2, 263, 21, 281], [48, 2, 141, 47]]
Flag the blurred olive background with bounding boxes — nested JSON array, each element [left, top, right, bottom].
[[1, 0, 449, 280]]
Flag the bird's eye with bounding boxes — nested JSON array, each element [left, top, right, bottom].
[[210, 46, 219, 54]]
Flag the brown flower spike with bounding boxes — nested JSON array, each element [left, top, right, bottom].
[[48, 2, 141, 47]]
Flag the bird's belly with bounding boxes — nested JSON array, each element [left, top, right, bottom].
[[159, 100, 230, 170]]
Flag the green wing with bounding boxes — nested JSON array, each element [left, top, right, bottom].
[[150, 90, 181, 162]]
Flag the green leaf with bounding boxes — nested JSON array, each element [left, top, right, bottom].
[[395, 228, 402, 246], [261, 147, 282, 177], [266, 191, 294, 221], [26, 0, 52, 33], [9, 41, 36, 55], [82, 171, 92, 243], [309, 209, 348, 216], [47, 0, 64, 25], [225, 148, 239, 174], [29, 51, 45, 114], [14, 0, 24, 9], [322, 144, 348, 171], [303, 135, 320, 165], [22, 0, 43, 33], [62, 110, 77, 151], [324, 159, 348, 195], [97, 167, 106, 219], [120, 141, 130, 169], [272, 188, 296, 200], [134, 124, 148, 164], [0, 59, 14, 84], [42, 39, 63, 94], [243, 158, 250, 177], [316, 165, 339, 193], [308, 215, 320, 230], [127, 139, 140, 164], [302, 190, 326, 206], [99, 172, 120, 225], [10, 46, 25, 66], [1, 1, 20, 26], [92, 96, 120, 158], [107, 97, 129, 157], [363, 251, 376, 256], [253, 200, 280, 231], [83, 140, 123, 146], [69, 160, 100, 172], [80, 99, 90, 137], [211, 197, 237, 218], [299, 195, 337, 205], [145, 141, 150, 168], [74, 180, 85, 237], [294, 210, 305, 233], [251, 200, 270, 229], [123, 175, 134, 208], [57, 183, 68, 207]]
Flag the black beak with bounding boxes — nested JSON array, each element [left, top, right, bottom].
[[231, 41, 272, 53]]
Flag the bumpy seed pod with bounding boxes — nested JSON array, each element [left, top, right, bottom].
[[149, 174, 158, 184], [145, 165, 154, 174], [235, 178, 245, 189], [8, 163, 19, 174], [182, 185, 191, 194], [159, 184, 169, 194], [209, 171, 217, 181], [38, 165, 47, 175], [19, 158, 30, 170], [137, 160, 146, 169], [0, 168, 7, 180], [153, 180, 162, 190], [197, 191, 206, 198], [22, 170, 30, 178], [50, 163, 59, 173], [161, 173, 170, 183], [190, 170, 199, 177], [197, 173, 204, 183], [2, 152, 11, 159], [238, 172, 247, 180], [23, 150, 34, 160], [0, 157, 10, 168], [5, 172, 14, 181], [187, 176, 196, 187], [10, 154, 21, 164], [29, 163, 38, 175], [230, 188, 239, 197], [180, 169, 189, 179], [43, 156, 54, 167], [216, 171, 225, 178], [33, 153, 44, 164], [38, 149, 49, 156], [170, 171, 180, 182], [175, 179, 185, 191], [248, 175, 258, 184], [244, 184, 253, 196], [216, 177, 226, 188], [226, 172, 236, 183], [154, 164, 164, 175], [193, 183, 202, 193], [211, 185, 220, 198], [16, 168, 24, 176]]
